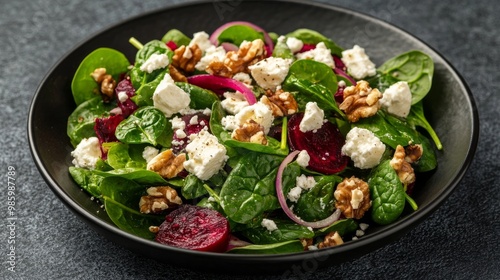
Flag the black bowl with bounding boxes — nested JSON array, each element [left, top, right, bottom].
[[28, 0, 478, 274]]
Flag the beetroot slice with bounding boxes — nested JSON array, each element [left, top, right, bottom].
[[288, 113, 348, 174], [155, 205, 230, 252]]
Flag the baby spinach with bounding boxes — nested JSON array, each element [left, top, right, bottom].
[[219, 152, 284, 224], [100, 176, 163, 239], [71, 48, 130, 106], [368, 160, 406, 225], [115, 106, 172, 147], [293, 175, 341, 222], [217, 25, 264, 46], [242, 219, 314, 245], [408, 101, 443, 150], [92, 168, 167, 186], [106, 142, 147, 170], [283, 59, 343, 117], [272, 37, 294, 59], [131, 71, 166, 107], [314, 218, 358, 237], [161, 29, 191, 46], [221, 133, 289, 156], [69, 167, 104, 198], [285, 28, 343, 57], [129, 40, 172, 89], [67, 96, 113, 147], [227, 240, 304, 254], [175, 82, 220, 110], [181, 174, 208, 199], [377, 50, 434, 104]]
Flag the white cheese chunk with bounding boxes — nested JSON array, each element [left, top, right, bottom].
[[296, 150, 310, 168], [261, 218, 278, 232], [287, 186, 303, 203], [142, 146, 159, 163], [71, 137, 101, 169], [117, 91, 128, 103], [341, 127, 386, 169], [153, 74, 191, 117], [296, 42, 335, 68], [221, 115, 239, 131], [299, 102, 325, 132], [296, 174, 316, 190], [139, 53, 170, 74], [189, 31, 213, 52], [248, 57, 292, 90], [221, 91, 249, 115], [183, 131, 228, 181], [341, 45, 376, 80], [195, 45, 226, 71], [234, 102, 274, 134], [380, 81, 412, 118], [285, 36, 304, 53]]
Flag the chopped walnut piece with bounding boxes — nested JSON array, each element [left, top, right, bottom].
[[334, 176, 371, 219], [172, 44, 202, 73], [147, 149, 186, 179], [231, 120, 267, 145], [168, 64, 187, 82], [300, 238, 314, 250], [260, 89, 298, 117], [206, 39, 265, 77], [139, 186, 182, 214], [390, 145, 417, 186], [90, 68, 116, 102], [339, 80, 382, 122], [405, 144, 423, 163], [318, 231, 344, 249]]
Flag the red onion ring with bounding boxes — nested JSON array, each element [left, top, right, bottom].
[[187, 74, 257, 105]]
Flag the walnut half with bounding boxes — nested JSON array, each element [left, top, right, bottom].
[[147, 149, 186, 179], [231, 119, 268, 145], [318, 231, 344, 249], [334, 176, 371, 219], [339, 80, 382, 122], [90, 67, 116, 102], [260, 88, 298, 117], [390, 144, 422, 186], [206, 39, 265, 77], [139, 186, 182, 214]]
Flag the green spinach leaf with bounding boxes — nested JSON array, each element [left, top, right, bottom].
[[242, 219, 314, 245], [293, 175, 341, 222], [175, 82, 220, 110], [227, 240, 304, 254], [106, 142, 148, 169], [217, 25, 264, 46], [115, 106, 171, 146], [161, 29, 191, 46], [285, 28, 343, 57], [407, 101, 443, 150], [314, 218, 358, 237]]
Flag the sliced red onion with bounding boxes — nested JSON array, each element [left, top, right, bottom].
[[334, 67, 357, 86], [275, 150, 342, 228], [187, 74, 256, 105], [209, 21, 274, 54], [220, 42, 238, 52]]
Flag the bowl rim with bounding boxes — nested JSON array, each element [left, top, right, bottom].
[[27, 0, 480, 268]]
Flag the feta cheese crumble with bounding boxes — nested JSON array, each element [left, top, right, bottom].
[[117, 91, 128, 103], [234, 102, 274, 134], [299, 102, 325, 132], [379, 81, 412, 118], [183, 131, 228, 181], [296, 42, 335, 68], [221, 91, 249, 115], [261, 218, 278, 232], [189, 31, 213, 52], [285, 36, 304, 53], [153, 74, 191, 117], [71, 137, 101, 169], [142, 146, 159, 163], [248, 57, 292, 90], [296, 150, 310, 168], [195, 45, 226, 71], [341, 45, 376, 80], [341, 127, 386, 169], [139, 53, 170, 74]]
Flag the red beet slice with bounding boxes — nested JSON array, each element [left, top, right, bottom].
[[287, 113, 348, 174], [114, 77, 138, 117], [155, 205, 230, 252], [172, 113, 211, 154]]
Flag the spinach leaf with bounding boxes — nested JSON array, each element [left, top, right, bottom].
[[242, 219, 314, 245], [131, 71, 166, 107], [209, 101, 226, 140], [293, 175, 341, 222], [272, 37, 294, 59], [161, 29, 191, 46], [115, 106, 172, 146], [368, 160, 406, 225], [100, 176, 163, 239], [377, 50, 434, 104], [283, 59, 343, 116], [285, 28, 343, 57], [106, 142, 147, 170], [227, 240, 304, 254], [314, 218, 358, 237], [67, 96, 114, 147], [407, 101, 443, 150], [181, 174, 208, 199], [175, 82, 220, 110], [217, 25, 264, 46], [71, 48, 130, 105], [129, 40, 172, 89], [69, 167, 104, 198], [92, 168, 168, 186], [219, 152, 284, 224], [221, 133, 289, 156]]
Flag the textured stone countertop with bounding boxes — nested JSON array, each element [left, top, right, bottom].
[[1, 0, 498, 279]]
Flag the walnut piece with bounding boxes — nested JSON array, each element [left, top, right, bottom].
[[260, 89, 298, 117], [339, 80, 382, 122], [318, 231, 344, 249], [168, 64, 187, 82], [390, 145, 418, 186], [300, 238, 313, 250], [90, 68, 116, 102], [334, 176, 371, 219], [206, 39, 265, 77], [147, 149, 186, 179], [172, 44, 202, 73], [231, 120, 267, 145], [405, 144, 423, 163], [139, 186, 182, 214]]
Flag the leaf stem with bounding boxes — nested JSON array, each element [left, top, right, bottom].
[[404, 192, 418, 211], [281, 117, 288, 151], [129, 37, 144, 50]]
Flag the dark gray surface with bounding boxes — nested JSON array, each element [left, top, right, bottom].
[[1, 0, 498, 279]]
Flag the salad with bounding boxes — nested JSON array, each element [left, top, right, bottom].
[[67, 21, 442, 254]]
